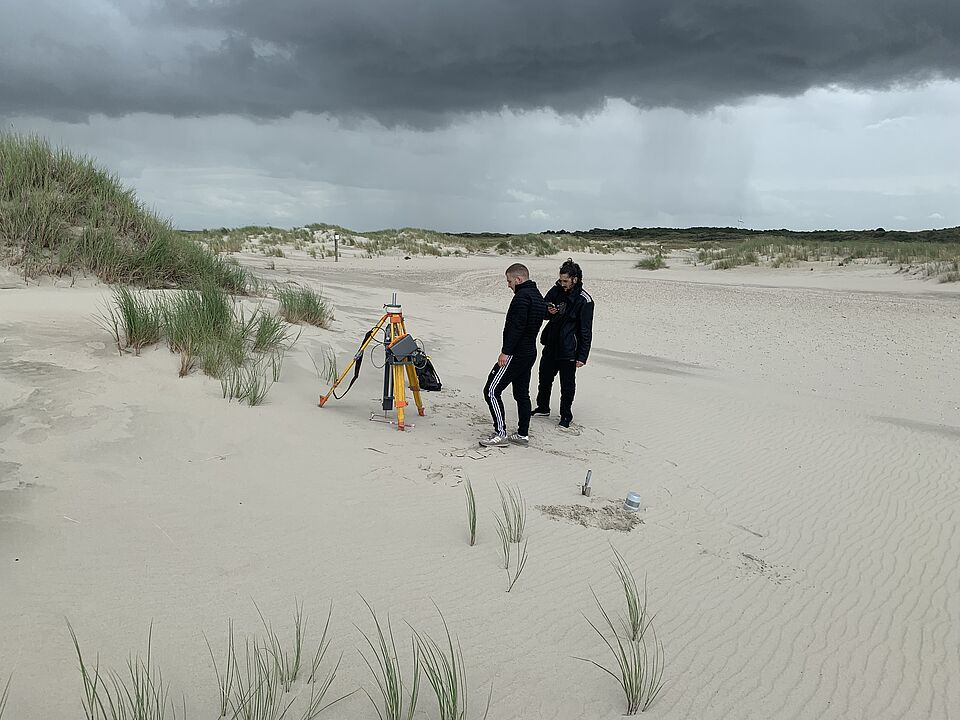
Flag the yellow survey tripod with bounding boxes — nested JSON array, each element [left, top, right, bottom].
[[318, 292, 425, 430]]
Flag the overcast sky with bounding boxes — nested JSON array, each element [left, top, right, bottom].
[[2, 0, 958, 233]]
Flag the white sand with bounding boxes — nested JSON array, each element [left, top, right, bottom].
[[1, 253, 959, 719]]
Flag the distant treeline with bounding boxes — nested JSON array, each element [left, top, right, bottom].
[[449, 226, 960, 245]]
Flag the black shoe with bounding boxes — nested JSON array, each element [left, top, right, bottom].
[[531, 407, 550, 417], [558, 418, 571, 428]]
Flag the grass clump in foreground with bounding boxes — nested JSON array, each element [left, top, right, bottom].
[[203, 601, 349, 720], [576, 548, 665, 714], [68, 621, 184, 720], [357, 596, 421, 720], [101, 283, 299, 405], [0, 131, 252, 293], [493, 485, 529, 592], [275, 284, 334, 328], [412, 607, 491, 720]]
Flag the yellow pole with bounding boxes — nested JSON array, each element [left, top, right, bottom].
[[405, 362, 425, 417], [393, 362, 407, 429]]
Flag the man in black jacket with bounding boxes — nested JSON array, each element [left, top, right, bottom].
[[480, 263, 547, 447], [533, 258, 594, 428]]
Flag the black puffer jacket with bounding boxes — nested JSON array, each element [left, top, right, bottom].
[[539, 283, 595, 362], [501, 280, 547, 357]]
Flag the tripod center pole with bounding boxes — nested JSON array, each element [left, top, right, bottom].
[[385, 290, 401, 314]]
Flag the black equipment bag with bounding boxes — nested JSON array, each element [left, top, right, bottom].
[[415, 353, 443, 391]]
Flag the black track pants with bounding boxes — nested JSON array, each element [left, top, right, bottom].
[[483, 354, 535, 436], [536, 353, 577, 423]]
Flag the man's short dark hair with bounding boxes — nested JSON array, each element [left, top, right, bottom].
[[505, 263, 529, 280]]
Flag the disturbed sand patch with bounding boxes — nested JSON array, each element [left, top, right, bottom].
[[537, 501, 643, 532]]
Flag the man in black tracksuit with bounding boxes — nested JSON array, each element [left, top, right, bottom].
[[480, 263, 547, 447], [533, 258, 594, 428]]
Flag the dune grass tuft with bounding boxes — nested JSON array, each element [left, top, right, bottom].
[[321, 347, 339, 384], [1, 131, 252, 293], [575, 550, 665, 714], [495, 484, 526, 544], [100, 285, 164, 355], [221, 360, 275, 406], [204, 619, 236, 718], [220, 601, 348, 720], [493, 490, 530, 591], [68, 620, 181, 720], [412, 607, 490, 720], [230, 636, 295, 720], [252, 310, 296, 354], [275, 284, 333, 328], [253, 599, 307, 692], [102, 283, 296, 405], [303, 603, 352, 717], [612, 546, 648, 642], [357, 596, 420, 720], [494, 484, 527, 584], [67, 603, 353, 720], [634, 253, 667, 270]]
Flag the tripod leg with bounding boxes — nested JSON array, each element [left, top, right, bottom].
[[318, 314, 389, 406], [382, 358, 394, 411], [405, 362, 425, 417], [393, 362, 407, 430]]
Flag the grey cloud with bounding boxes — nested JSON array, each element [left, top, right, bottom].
[[2, 0, 960, 124]]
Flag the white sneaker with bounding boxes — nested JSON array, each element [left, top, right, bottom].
[[507, 433, 529, 446], [479, 434, 509, 448]]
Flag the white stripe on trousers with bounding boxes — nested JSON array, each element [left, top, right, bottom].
[[487, 356, 512, 436]]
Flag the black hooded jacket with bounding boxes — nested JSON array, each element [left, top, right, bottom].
[[501, 279, 547, 357], [539, 283, 595, 362]]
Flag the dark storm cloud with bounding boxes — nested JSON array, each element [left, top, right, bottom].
[[2, 0, 959, 124]]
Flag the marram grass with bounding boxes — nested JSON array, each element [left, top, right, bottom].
[[275, 284, 333, 328], [496, 484, 526, 543], [0, 131, 252, 293], [103, 284, 291, 405], [68, 620, 182, 720], [412, 606, 491, 720], [464, 478, 477, 546], [575, 550, 665, 714], [357, 595, 420, 720]]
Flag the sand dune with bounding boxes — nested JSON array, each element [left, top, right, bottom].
[[1, 254, 958, 719]]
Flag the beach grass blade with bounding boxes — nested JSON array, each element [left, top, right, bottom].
[[356, 595, 420, 720], [464, 479, 477, 547]]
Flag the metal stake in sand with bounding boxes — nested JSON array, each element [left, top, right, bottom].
[[581, 469, 593, 497]]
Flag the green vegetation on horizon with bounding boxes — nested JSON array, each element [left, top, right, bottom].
[[186, 219, 960, 281]]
